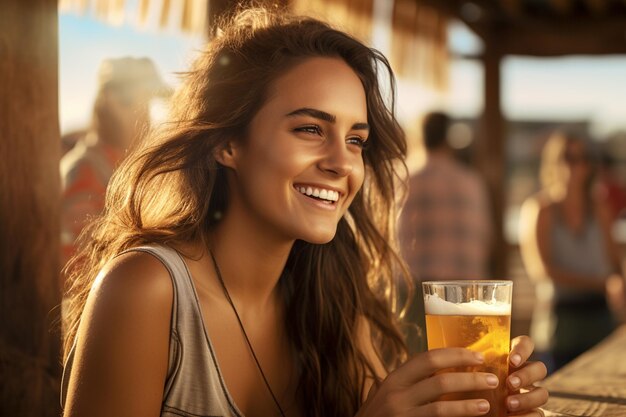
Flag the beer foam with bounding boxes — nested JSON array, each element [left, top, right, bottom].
[[424, 293, 511, 316]]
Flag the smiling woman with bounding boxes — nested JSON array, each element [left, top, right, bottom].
[[60, 5, 548, 417], [223, 57, 368, 244]]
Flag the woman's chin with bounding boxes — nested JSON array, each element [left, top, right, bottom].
[[299, 229, 338, 245]]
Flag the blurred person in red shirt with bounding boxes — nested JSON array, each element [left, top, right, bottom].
[[60, 57, 171, 265]]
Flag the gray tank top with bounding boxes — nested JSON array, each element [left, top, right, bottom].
[[550, 210, 613, 302], [61, 245, 245, 416]]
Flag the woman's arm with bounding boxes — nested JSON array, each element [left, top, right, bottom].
[[518, 196, 547, 283], [63, 251, 173, 417]]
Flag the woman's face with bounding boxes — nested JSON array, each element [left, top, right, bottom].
[[223, 57, 368, 244], [98, 85, 151, 150], [563, 140, 591, 184]]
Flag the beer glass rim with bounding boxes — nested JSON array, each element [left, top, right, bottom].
[[422, 280, 512, 287]]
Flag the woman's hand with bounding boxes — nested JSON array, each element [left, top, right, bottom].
[[505, 336, 549, 416], [357, 348, 499, 417]]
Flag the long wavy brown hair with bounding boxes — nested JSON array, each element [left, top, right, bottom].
[[63, 6, 410, 416]]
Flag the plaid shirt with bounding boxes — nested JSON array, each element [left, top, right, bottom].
[[398, 155, 492, 281]]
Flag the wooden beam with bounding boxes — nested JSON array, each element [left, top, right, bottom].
[[0, 1, 62, 416], [550, 0, 573, 15], [476, 24, 507, 279], [499, 18, 626, 55], [415, 0, 460, 17], [418, 0, 626, 55], [500, 0, 524, 17], [585, 0, 610, 15], [415, 0, 494, 39]]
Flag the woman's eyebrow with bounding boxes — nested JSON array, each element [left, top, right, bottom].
[[286, 107, 369, 131], [352, 123, 370, 132], [286, 107, 336, 122]]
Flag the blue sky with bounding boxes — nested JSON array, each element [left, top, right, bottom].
[[59, 12, 204, 133], [59, 11, 626, 138]]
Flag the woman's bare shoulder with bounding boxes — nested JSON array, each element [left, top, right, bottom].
[[65, 250, 174, 416], [521, 192, 555, 224], [77, 248, 175, 358], [84, 249, 175, 318]]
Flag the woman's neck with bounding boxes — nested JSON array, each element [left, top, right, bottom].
[[208, 211, 294, 310]]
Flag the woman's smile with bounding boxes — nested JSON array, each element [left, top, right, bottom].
[[293, 183, 343, 211]]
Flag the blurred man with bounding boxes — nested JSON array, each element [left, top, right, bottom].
[[61, 57, 171, 265], [398, 111, 492, 352]]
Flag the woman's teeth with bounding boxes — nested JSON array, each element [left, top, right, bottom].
[[297, 186, 339, 202]]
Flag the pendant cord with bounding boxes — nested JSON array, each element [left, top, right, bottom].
[[208, 250, 287, 417]]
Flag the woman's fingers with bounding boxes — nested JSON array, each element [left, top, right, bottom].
[[506, 385, 549, 414], [506, 337, 549, 415], [366, 345, 547, 417], [507, 361, 548, 391], [360, 348, 490, 416], [406, 371, 499, 405], [409, 399, 492, 417], [509, 335, 535, 368], [390, 348, 484, 386]]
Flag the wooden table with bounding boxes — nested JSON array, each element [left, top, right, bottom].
[[540, 325, 626, 417]]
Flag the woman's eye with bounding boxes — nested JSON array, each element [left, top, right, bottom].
[[295, 125, 322, 135], [347, 136, 367, 148]]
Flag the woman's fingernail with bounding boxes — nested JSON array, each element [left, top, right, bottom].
[[508, 397, 520, 410], [509, 376, 521, 388], [510, 354, 522, 366], [478, 400, 490, 412], [474, 352, 485, 363], [486, 375, 499, 387]]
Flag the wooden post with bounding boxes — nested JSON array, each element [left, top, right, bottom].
[[477, 26, 507, 279], [0, 1, 62, 416]]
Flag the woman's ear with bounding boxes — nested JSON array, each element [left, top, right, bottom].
[[214, 141, 238, 170]]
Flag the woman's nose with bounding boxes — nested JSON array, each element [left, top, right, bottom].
[[317, 138, 355, 177]]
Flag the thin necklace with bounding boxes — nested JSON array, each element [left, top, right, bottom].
[[208, 249, 287, 417]]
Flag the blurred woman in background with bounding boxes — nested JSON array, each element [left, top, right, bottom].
[[520, 130, 625, 371]]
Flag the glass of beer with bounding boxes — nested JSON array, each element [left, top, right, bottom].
[[422, 280, 512, 417]]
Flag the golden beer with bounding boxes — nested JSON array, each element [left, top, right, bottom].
[[423, 282, 512, 417]]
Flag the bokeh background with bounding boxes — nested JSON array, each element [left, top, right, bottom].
[[2, 0, 626, 415]]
